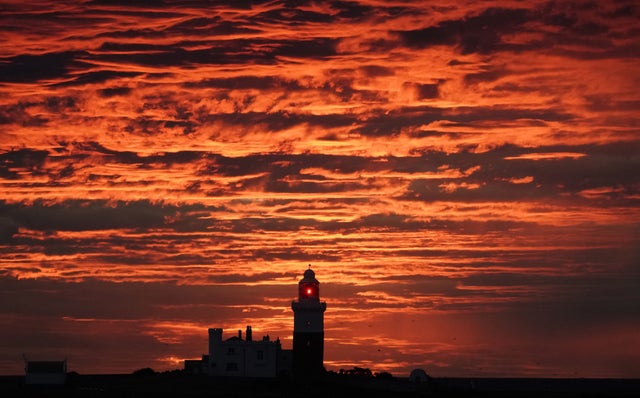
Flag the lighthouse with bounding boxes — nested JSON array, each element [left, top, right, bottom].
[[291, 266, 326, 378]]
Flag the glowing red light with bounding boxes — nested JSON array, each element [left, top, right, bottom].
[[306, 288, 312, 295]]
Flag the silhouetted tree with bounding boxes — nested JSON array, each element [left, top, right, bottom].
[[343, 367, 372, 377], [374, 371, 393, 380], [132, 367, 155, 377]]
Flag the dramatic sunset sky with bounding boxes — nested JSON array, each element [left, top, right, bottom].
[[1, 0, 639, 378]]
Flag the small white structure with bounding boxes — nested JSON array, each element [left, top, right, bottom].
[[409, 368, 430, 384], [24, 359, 67, 385], [208, 326, 291, 378]]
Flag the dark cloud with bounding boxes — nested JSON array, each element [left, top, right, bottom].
[[0, 217, 19, 242], [0, 96, 79, 127], [355, 105, 574, 137], [256, 6, 335, 25], [93, 44, 263, 67], [0, 51, 87, 83], [358, 65, 394, 77], [415, 83, 440, 99], [0, 200, 218, 234], [397, 8, 531, 54], [58, 142, 205, 166], [240, 248, 342, 263], [397, 3, 638, 59], [585, 95, 640, 112], [402, 81, 441, 99], [91, 36, 339, 68], [169, 17, 261, 36], [463, 66, 508, 85], [185, 75, 304, 91], [236, 110, 350, 130], [330, 1, 375, 19], [88, 0, 176, 7], [402, 142, 640, 204], [3, 139, 637, 210], [98, 86, 133, 97], [0, 149, 49, 179], [54, 70, 142, 87], [272, 38, 339, 58]]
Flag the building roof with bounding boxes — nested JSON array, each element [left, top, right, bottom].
[[26, 361, 66, 373]]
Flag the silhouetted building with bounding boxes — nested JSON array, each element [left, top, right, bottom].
[[184, 355, 209, 375], [184, 266, 325, 379], [207, 326, 291, 378], [24, 359, 67, 385], [291, 266, 326, 378]]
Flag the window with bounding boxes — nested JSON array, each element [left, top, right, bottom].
[[227, 347, 235, 355], [256, 350, 264, 360], [226, 362, 238, 371]]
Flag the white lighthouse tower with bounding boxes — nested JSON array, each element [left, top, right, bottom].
[[291, 266, 326, 378]]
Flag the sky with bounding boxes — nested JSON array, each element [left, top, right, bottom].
[[0, 0, 639, 378]]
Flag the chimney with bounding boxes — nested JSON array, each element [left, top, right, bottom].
[[246, 326, 252, 342], [238, 330, 242, 340]]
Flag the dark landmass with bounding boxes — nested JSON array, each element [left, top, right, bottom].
[[1, 370, 638, 398]]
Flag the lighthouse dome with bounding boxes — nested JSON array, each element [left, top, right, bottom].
[[300, 266, 319, 283], [304, 268, 315, 279]]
